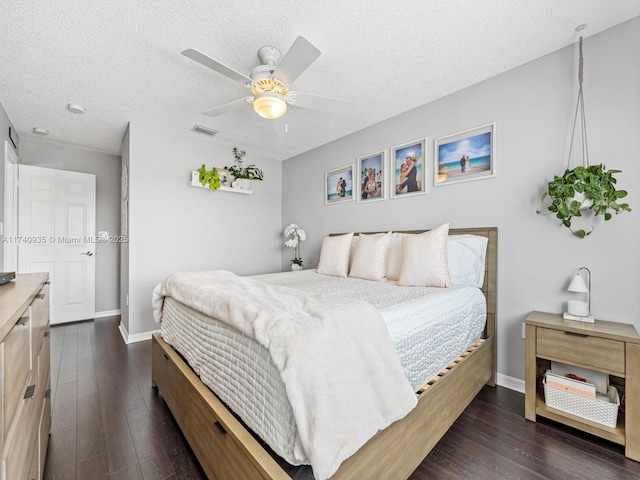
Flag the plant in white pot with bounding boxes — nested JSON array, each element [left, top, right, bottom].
[[537, 165, 630, 238], [226, 147, 264, 190], [284, 223, 306, 270], [536, 35, 631, 238]]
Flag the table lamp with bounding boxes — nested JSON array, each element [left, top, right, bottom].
[[563, 267, 594, 322]]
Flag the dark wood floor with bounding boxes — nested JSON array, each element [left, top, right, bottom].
[[44, 317, 640, 480]]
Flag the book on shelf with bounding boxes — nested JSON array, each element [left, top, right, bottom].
[[551, 361, 609, 394], [545, 371, 596, 398]]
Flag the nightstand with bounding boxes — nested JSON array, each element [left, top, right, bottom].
[[525, 311, 640, 461]]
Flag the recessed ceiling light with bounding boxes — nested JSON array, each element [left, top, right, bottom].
[[33, 127, 49, 135], [67, 103, 85, 114]]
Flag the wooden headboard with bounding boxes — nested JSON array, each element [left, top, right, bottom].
[[332, 227, 498, 385]]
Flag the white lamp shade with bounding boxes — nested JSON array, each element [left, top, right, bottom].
[[253, 92, 287, 119], [567, 273, 588, 293]]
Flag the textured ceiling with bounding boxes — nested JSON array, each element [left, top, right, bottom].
[[0, 1, 638, 161]]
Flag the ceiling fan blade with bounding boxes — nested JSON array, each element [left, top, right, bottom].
[[273, 36, 321, 85], [182, 48, 253, 85], [289, 92, 349, 112], [201, 97, 253, 117]]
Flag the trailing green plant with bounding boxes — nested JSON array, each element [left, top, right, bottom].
[[536, 37, 632, 238], [197, 164, 221, 191], [536, 164, 631, 238], [226, 147, 264, 180]]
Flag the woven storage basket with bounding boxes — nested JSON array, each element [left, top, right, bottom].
[[543, 373, 619, 428]]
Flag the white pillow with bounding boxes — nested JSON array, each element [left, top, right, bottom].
[[447, 234, 488, 287], [385, 232, 406, 281], [349, 232, 392, 281], [316, 233, 354, 277], [349, 235, 360, 270], [397, 223, 451, 287]]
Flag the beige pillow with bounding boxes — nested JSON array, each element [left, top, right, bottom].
[[349, 232, 392, 281], [397, 223, 451, 287], [316, 233, 354, 277]]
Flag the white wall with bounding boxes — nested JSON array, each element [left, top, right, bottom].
[[0, 102, 18, 272], [19, 137, 122, 313], [124, 121, 282, 337], [281, 18, 640, 382]]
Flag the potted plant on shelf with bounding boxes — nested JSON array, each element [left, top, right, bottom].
[[197, 164, 221, 191], [226, 148, 264, 190], [284, 223, 306, 271], [536, 36, 631, 238]]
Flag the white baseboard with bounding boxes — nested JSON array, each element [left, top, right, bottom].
[[94, 309, 121, 319], [118, 322, 159, 344], [496, 373, 525, 393]]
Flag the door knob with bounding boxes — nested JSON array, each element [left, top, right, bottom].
[[80, 251, 94, 256]]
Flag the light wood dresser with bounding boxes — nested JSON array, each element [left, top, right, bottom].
[[525, 311, 640, 461], [0, 273, 51, 480]]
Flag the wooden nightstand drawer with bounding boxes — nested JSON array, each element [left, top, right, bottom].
[[537, 327, 625, 375]]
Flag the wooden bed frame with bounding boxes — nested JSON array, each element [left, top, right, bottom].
[[151, 227, 497, 480]]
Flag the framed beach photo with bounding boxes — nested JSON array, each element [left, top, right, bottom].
[[356, 150, 386, 203], [434, 122, 496, 187], [325, 164, 354, 205], [390, 138, 427, 199]]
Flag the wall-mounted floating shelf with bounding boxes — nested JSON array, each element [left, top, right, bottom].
[[189, 180, 253, 195]]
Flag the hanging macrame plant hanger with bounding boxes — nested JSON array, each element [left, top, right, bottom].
[[567, 37, 589, 173], [537, 35, 631, 238]]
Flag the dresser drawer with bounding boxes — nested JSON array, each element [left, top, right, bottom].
[[3, 314, 32, 442], [537, 327, 626, 375], [1, 380, 39, 480], [28, 452, 38, 480], [38, 388, 51, 480], [31, 284, 49, 367], [37, 332, 51, 404]]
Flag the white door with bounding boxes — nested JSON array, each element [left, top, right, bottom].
[[2, 141, 19, 271], [18, 165, 96, 324]]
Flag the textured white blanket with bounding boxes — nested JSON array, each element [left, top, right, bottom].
[[152, 270, 417, 480]]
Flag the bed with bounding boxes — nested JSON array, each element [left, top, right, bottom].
[[151, 226, 497, 480]]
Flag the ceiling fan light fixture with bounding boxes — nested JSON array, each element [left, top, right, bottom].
[[253, 92, 287, 119]]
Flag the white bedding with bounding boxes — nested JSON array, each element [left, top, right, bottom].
[[157, 270, 486, 475], [256, 270, 487, 388], [153, 270, 416, 480]]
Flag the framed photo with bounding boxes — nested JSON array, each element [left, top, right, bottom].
[[325, 164, 354, 205], [217, 168, 230, 187], [390, 138, 427, 199], [434, 122, 496, 187], [356, 150, 386, 203], [8, 127, 18, 150]]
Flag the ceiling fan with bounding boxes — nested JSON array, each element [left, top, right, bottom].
[[182, 36, 346, 120]]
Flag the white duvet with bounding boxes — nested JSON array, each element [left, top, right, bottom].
[[152, 270, 417, 480]]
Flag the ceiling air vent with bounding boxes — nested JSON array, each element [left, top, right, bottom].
[[191, 124, 219, 137]]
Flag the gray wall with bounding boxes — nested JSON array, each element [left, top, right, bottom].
[[0, 102, 18, 272], [281, 18, 640, 383], [125, 121, 282, 336], [19, 137, 122, 313]]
